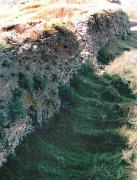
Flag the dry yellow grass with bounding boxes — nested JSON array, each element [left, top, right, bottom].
[[0, 0, 136, 30], [106, 47, 137, 178], [0, 0, 116, 29], [106, 49, 137, 93], [0, 0, 116, 45]]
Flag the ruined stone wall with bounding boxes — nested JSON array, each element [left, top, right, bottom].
[[0, 10, 130, 166]]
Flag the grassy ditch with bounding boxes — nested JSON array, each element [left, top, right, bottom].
[[0, 32, 137, 179]]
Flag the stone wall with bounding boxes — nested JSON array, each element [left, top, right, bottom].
[[0, 9, 130, 166]]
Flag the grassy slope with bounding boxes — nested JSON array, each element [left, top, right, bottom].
[[0, 32, 137, 180]]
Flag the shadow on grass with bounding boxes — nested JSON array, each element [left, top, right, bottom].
[[0, 63, 136, 179], [97, 31, 137, 65], [0, 17, 137, 180]]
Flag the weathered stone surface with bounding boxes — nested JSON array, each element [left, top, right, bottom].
[[0, 9, 130, 166]]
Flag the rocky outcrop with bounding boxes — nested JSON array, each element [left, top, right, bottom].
[[0, 9, 130, 166]]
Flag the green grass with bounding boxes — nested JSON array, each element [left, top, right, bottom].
[[1, 32, 137, 180], [97, 39, 130, 64], [97, 32, 137, 65], [9, 88, 27, 122], [124, 32, 137, 49], [0, 63, 135, 180]]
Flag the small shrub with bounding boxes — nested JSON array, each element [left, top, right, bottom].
[[9, 88, 26, 122], [18, 73, 33, 93], [13, 88, 23, 99], [2, 59, 12, 68], [9, 99, 26, 122], [59, 85, 76, 103], [79, 64, 94, 78], [11, 71, 17, 77], [33, 75, 46, 90]]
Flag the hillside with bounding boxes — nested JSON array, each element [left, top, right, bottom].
[[0, 0, 137, 179], [1, 32, 137, 179]]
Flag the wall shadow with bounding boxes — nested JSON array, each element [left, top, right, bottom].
[[0, 62, 135, 179], [97, 31, 137, 65], [0, 16, 137, 179]]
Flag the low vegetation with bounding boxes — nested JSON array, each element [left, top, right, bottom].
[[97, 39, 130, 64], [33, 75, 46, 91], [9, 88, 27, 122], [1, 31, 137, 179], [19, 73, 46, 93], [0, 63, 133, 179], [18, 73, 33, 94], [2, 59, 12, 68]]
